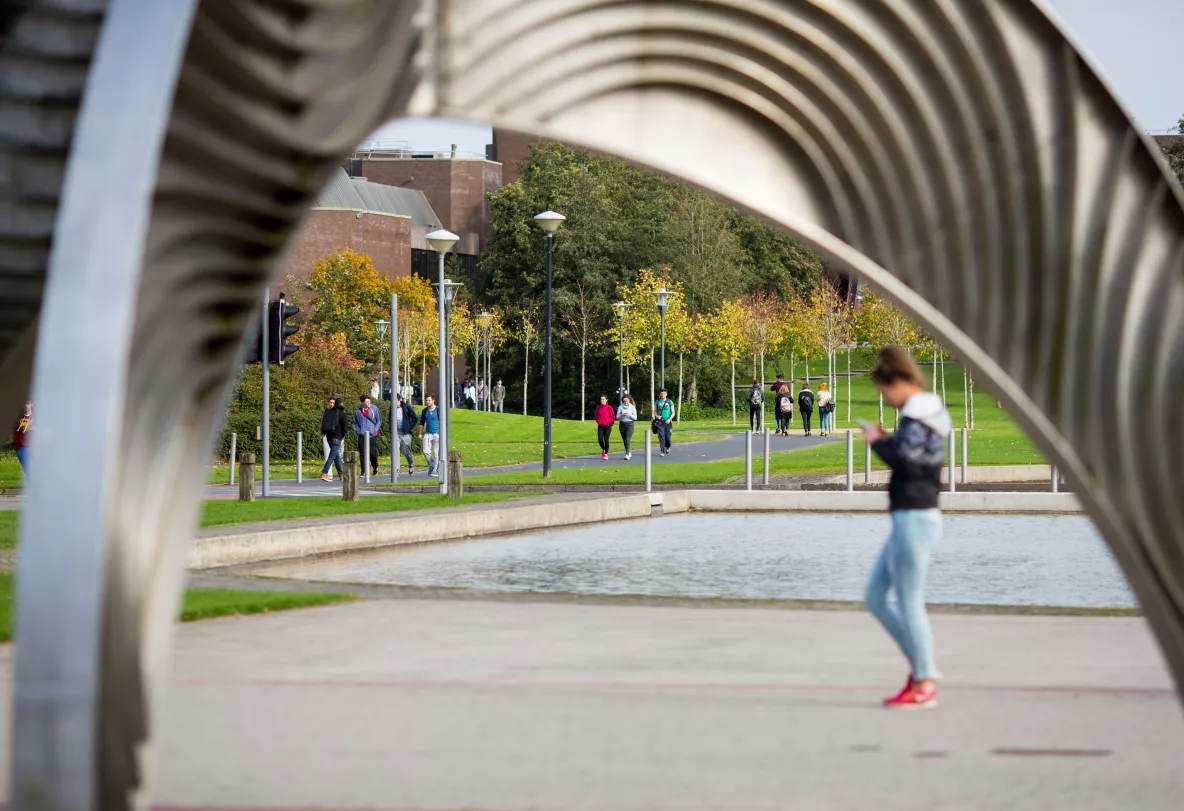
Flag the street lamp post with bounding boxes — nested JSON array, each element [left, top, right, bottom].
[[435, 277, 463, 488], [655, 288, 669, 390], [534, 210, 565, 478], [376, 318, 390, 400], [478, 311, 492, 409], [426, 229, 458, 495], [612, 301, 631, 403]]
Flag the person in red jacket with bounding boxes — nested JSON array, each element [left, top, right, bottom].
[[593, 394, 616, 460], [12, 400, 31, 472]]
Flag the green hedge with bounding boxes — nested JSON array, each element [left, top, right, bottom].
[[216, 405, 422, 462]]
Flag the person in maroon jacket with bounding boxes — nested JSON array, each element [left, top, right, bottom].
[[593, 394, 616, 460], [12, 400, 31, 472]]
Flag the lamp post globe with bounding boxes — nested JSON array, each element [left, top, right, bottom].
[[534, 211, 565, 478]]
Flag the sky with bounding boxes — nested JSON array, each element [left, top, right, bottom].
[[366, 0, 1182, 154]]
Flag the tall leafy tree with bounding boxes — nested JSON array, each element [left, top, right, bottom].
[[1163, 115, 1184, 186], [302, 249, 393, 368]]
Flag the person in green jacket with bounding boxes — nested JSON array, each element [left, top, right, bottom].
[[654, 388, 674, 456]]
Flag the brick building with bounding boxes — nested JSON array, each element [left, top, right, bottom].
[[278, 167, 441, 284], [486, 129, 545, 185]]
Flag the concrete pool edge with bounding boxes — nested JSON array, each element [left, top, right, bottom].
[[189, 490, 1083, 569]]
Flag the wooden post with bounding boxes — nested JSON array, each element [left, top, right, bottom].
[[343, 451, 359, 502], [238, 453, 255, 502], [447, 450, 463, 498]]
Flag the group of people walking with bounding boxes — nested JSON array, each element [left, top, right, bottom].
[[591, 389, 674, 459], [318, 391, 461, 480], [747, 376, 836, 436]]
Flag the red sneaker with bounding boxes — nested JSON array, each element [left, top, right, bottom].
[[883, 681, 937, 710]]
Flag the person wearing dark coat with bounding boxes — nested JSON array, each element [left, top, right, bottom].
[[319, 397, 348, 481], [797, 383, 815, 436]]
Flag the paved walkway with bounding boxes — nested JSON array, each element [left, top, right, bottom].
[[0, 599, 1175, 809]]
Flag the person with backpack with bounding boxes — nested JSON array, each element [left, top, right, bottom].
[[353, 394, 382, 477], [319, 396, 348, 482], [775, 382, 794, 436], [616, 394, 638, 460], [798, 382, 815, 436], [593, 394, 616, 459], [862, 346, 951, 710], [393, 393, 418, 475], [817, 383, 833, 437], [653, 388, 674, 456], [745, 379, 764, 431]]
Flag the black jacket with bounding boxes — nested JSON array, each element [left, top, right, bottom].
[[797, 388, 814, 412], [320, 406, 348, 441], [871, 393, 951, 511], [393, 401, 418, 434]]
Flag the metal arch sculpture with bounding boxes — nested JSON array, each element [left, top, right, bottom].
[[2, 0, 1182, 806]]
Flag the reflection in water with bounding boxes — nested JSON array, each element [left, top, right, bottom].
[[253, 513, 1134, 608]]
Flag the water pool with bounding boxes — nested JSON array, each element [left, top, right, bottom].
[[248, 513, 1134, 608]]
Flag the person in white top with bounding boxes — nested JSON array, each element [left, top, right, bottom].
[[817, 383, 833, 436], [615, 394, 638, 460]]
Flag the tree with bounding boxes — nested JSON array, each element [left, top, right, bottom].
[[615, 268, 684, 413], [301, 249, 393, 368], [666, 308, 704, 424], [666, 187, 746, 311], [741, 292, 784, 397], [853, 289, 921, 425], [704, 298, 752, 425], [390, 274, 437, 394], [558, 281, 601, 419], [511, 300, 542, 415], [1163, 115, 1184, 186], [808, 283, 853, 425]]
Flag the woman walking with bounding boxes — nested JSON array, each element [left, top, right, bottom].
[[774, 382, 793, 436], [593, 394, 616, 460], [617, 394, 637, 460], [861, 346, 951, 709], [817, 383, 832, 436]]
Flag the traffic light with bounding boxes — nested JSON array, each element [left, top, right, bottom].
[[269, 292, 300, 365]]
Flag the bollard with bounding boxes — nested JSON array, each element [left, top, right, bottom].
[[864, 440, 872, 484], [228, 432, 236, 486], [961, 427, 968, 484], [744, 430, 752, 491], [947, 430, 956, 493], [1051, 463, 1059, 493], [342, 451, 359, 501], [644, 430, 652, 493], [846, 430, 854, 492], [363, 432, 371, 484], [762, 428, 771, 486], [296, 431, 302, 484], [447, 450, 463, 498], [237, 453, 255, 502]]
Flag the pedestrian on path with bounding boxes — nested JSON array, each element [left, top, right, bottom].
[[464, 379, 477, 410], [797, 382, 814, 436], [862, 346, 950, 710], [653, 388, 673, 456], [319, 396, 347, 481], [419, 395, 441, 476], [817, 383, 833, 436], [492, 379, 506, 413], [616, 394, 637, 460], [775, 382, 793, 436], [746, 379, 764, 431], [476, 379, 487, 410], [394, 393, 418, 475], [12, 401, 31, 473], [593, 394, 616, 459], [353, 395, 382, 477]]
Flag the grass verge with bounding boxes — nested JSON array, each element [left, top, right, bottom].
[[200, 491, 540, 528], [0, 572, 354, 641]]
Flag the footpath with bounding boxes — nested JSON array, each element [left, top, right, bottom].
[[0, 598, 1172, 809]]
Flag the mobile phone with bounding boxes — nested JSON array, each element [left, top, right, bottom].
[[856, 417, 873, 430]]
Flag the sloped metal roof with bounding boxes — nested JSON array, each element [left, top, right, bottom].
[[313, 168, 440, 228]]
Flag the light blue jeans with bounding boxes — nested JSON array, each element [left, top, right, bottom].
[[865, 509, 942, 680], [820, 409, 832, 432]]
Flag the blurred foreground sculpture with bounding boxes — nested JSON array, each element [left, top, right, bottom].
[[2, 0, 1182, 808]]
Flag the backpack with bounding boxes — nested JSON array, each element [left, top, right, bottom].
[[778, 395, 792, 414], [799, 390, 814, 410], [749, 387, 763, 406]]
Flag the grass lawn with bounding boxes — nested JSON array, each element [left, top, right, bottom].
[[199, 491, 538, 528], [0, 571, 354, 641], [0, 456, 20, 489]]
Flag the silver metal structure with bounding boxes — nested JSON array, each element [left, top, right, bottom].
[[2, 0, 1184, 807]]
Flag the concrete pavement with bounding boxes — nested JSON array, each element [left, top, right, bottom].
[[0, 598, 1174, 809]]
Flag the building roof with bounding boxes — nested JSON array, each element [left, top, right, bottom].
[[313, 168, 440, 228]]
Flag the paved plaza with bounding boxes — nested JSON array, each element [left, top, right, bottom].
[[1, 597, 1178, 809]]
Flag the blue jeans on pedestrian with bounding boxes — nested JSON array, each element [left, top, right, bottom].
[[865, 509, 942, 680], [321, 437, 342, 476], [820, 409, 831, 432], [16, 446, 28, 472]]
